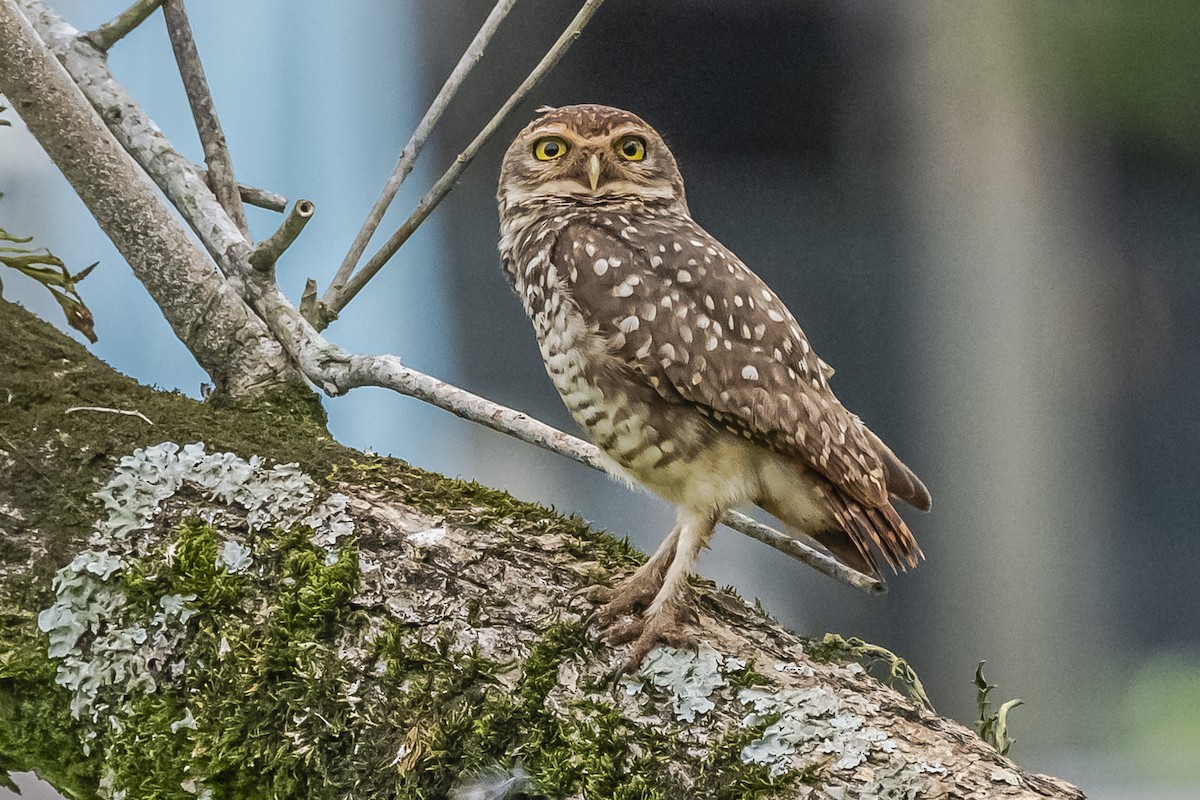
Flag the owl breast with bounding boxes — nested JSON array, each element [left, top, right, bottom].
[[525, 244, 670, 479], [502, 211, 770, 511]]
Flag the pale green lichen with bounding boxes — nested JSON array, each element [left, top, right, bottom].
[[614, 644, 934, 794], [621, 643, 744, 723], [739, 683, 894, 776]]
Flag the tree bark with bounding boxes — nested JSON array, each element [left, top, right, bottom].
[[0, 298, 1085, 799]]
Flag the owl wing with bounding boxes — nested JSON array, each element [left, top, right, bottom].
[[554, 214, 929, 513]]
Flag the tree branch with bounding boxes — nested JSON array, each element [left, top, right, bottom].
[[0, 298, 1088, 800], [18, 2, 264, 306], [193, 168, 287, 212], [249, 199, 314, 272], [0, 0, 293, 396], [324, 0, 519, 322], [82, 0, 162, 52], [161, 0, 249, 237], [318, 0, 607, 324]]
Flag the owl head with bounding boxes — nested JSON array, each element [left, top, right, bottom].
[[498, 104, 687, 211]]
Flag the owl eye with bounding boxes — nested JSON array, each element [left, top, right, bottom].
[[533, 136, 569, 161], [616, 135, 647, 162]]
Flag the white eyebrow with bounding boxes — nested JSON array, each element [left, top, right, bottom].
[[525, 123, 646, 143]]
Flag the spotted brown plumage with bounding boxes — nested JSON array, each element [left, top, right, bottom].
[[497, 104, 930, 667]]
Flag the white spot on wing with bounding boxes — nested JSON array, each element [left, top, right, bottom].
[[742, 365, 759, 380]]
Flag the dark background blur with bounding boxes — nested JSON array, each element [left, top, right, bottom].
[[3, 2, 1198, 797]]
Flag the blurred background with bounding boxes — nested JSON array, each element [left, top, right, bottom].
[[2, 1, 1198, 797]]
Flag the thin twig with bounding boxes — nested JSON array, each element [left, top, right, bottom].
[[325, 0, 519, 315], [65, 406, 154, 425], [84, 0, 163, 52], [195, 167, 288, 212], [250, 200, 314, 272], [161, 0, 249, 237], [236, 182, 286, 213], [320, 0, 606, 323]]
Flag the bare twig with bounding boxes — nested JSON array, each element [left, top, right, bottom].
[[65, 406, 154, 425], [320, 0, 607, 323], [161, 0, 249, 237], [196, 167, 288, 212], [84, 0, 163, 52], [236, 182, 286, 213], [325, 0, 519, 317], [250, 200, 314, 272]]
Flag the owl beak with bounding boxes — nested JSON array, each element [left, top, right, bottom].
[[587, 153, 602, 192]]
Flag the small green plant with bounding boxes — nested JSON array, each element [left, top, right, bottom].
[[813, 633, 934, 711], [974, 661, 1023, 756], [0, 225, 97, 342]]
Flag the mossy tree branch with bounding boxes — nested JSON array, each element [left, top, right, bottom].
[[0, 297, 1086, 799]]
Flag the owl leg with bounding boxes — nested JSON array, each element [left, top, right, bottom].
[[615, 506, 719, 670], [586, 522, 681, 624]]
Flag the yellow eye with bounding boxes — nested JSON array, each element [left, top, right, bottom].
[[616, 135, 646, 161], [533, 136, 569, 161]]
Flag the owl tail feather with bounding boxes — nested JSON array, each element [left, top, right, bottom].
[[807, 490, 923, 582], [866, 429, 932, 512]]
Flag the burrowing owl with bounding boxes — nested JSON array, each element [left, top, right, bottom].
[[497, 104, 930, 666]]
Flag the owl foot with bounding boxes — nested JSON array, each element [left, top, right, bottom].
[[613, 609, 697, 673], [587, 577, 699, 672], [585, 568, 667, 628]]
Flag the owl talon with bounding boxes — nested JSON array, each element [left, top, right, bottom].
[[586, 567, 669, 626], [583, 584, 617, 605], [619, 613, 696, 673], [603, 616, 644, 646]]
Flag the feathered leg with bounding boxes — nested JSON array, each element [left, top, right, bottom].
[[602, 506, 718, 670], [587, 520, 681, 623]]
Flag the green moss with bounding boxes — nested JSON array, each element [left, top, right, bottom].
[[122, 517, 245, 615], [100, 692, 195, 800], [272, 526, 359, 638], [366, 619, 685, 799], [726, 659, 774, 691], [96, 519, 364, 799], [698, 719, 797, 800], [0, 615, 96, 798]]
